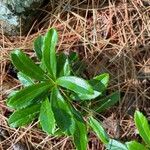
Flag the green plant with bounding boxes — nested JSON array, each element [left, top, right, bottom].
[[127, 111, 150, 150], [7, 28, 120, 150], [88, 111, 150, 150]]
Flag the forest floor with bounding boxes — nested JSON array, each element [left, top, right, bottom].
[[0, 0, 150, 149]]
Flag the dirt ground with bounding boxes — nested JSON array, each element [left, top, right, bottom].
[[0, 0, 150, 149]]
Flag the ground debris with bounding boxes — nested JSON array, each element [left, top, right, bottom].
[[0, 127, 9, 141], [0, 0, 150, 149]]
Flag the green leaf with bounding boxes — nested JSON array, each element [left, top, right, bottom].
[[53, 129, 64, 137], [57, 53, 71, 77], [11, 49, 46, 81], [89, 73, 109, 92], [7, 90, 19, 99], [126, 141, 148, 150], [40, 58, 47, 71], [7, 82, 52, 109], [70, 90, 101, 101], [8, 103, 40, 128], [42, 28, 58, 78], [95, 92, 120, 112], [39, 98, 55, 135], [71, 73, 110, 101], [17, 72, 34, 87], [106, 139, 128, 150], [88, 116, 109, 144], [51, 88, 75, 135], [69, 51, 78, 63], [34, 35, 43, 60], [71, 106, 88, 150], [57, 76, 94, 95], [134, 111, 150, 146]]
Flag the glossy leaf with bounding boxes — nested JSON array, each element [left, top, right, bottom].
[[106, 139, 128, 150], [7, 82, 52, 109], [57, 76, 94, 95], [34, 35, 43, 60], [70, 90, 101, 101], [57, 53, 71, 77], [126, 141, 148, 150], [39, 98, 55, 135], [95, 92, 120, 112], [134, 111, 150, 146], [40, 58, 47, 71], [7, 90, 19, 99], [71, 73, 110, 101], [89, 73, 109, 92], [17, 72, 34, 87], [42, 28, 58, 78], [71, 106, 88, 150], [51, 88, 75, 135], [8, 103, 40, 128], [11, 49, 46, 81], [88, 116, 109, 144]]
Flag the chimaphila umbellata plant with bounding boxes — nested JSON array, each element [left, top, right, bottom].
[[7, 28, 120, 150]]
